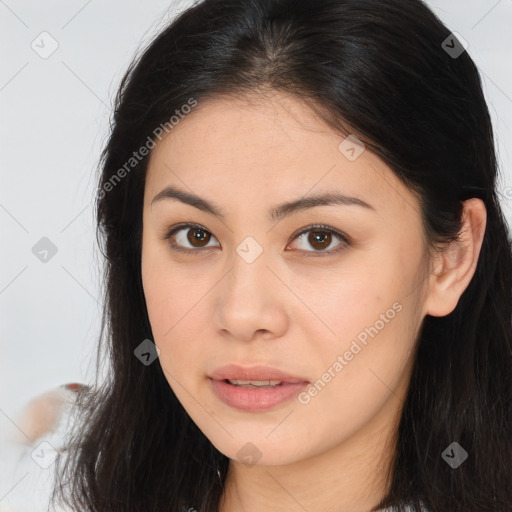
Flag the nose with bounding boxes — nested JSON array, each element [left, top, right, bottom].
[[213, 243, 289, 343]]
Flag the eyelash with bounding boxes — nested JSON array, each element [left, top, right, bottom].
[[161, 222, 351, 257]]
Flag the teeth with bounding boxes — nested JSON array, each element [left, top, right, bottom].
[[228, 379, 282, 387]]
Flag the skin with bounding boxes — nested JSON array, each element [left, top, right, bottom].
[[141, 90, 486, 512]]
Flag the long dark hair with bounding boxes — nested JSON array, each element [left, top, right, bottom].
[[52, 0, 512, 511]]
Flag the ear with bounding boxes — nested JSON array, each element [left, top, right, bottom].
[[424, 198, 487, 317]]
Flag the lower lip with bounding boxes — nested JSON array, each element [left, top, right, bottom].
[[209, 378, 309, 411]]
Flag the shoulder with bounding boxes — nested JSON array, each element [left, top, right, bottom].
[[0, 383, 89, 512]]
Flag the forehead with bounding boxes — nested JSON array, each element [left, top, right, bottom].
[[144, 92, 421, 222]]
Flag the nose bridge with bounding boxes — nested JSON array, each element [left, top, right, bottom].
[[235, 233, 266, 267], [214, 233, 281, 333], [228, 234, 269, 296]]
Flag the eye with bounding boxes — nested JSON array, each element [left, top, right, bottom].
[[162, 223, 350, 256], [289, 224, 350, 255], [163, 223, 220, 253]]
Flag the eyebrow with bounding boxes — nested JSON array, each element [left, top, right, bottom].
[[151, 185, 376, 222]]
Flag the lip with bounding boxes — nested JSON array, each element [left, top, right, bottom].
[[208, 364, 310, 412], [208, 364, 309, 384]]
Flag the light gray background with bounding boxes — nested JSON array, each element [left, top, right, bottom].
[[1, 0, 511, 434]]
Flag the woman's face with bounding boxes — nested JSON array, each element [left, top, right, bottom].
[[141, 91, 430, 466]]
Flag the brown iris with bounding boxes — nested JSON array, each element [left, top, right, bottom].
[[307, 230, 332, 251], [187, 227, 211, 248]]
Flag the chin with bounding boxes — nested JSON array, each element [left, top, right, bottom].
[[204, 433, 310, 467]]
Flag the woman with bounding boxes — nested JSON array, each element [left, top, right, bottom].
[[45, 0, 512, 511]]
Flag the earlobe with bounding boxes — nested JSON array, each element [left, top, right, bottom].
[[424, 198, 487, 318]]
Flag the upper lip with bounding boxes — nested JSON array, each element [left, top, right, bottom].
[[209, 364, 309, 383]]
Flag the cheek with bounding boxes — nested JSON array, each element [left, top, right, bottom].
[[297, 248, 421, 394], [141, 263, 216, 387], [143, 280, 204, 376], [306, 289, 411, 391], [141, 237, 200, 338], [294, 301, 416, 452], [293, 261, 396, 347]]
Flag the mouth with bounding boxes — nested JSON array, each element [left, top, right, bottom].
[[223, 378, 295, 388], [208, 363, 309, 384], [207, 363, 310, 411], [208, 376, 309, 411]]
